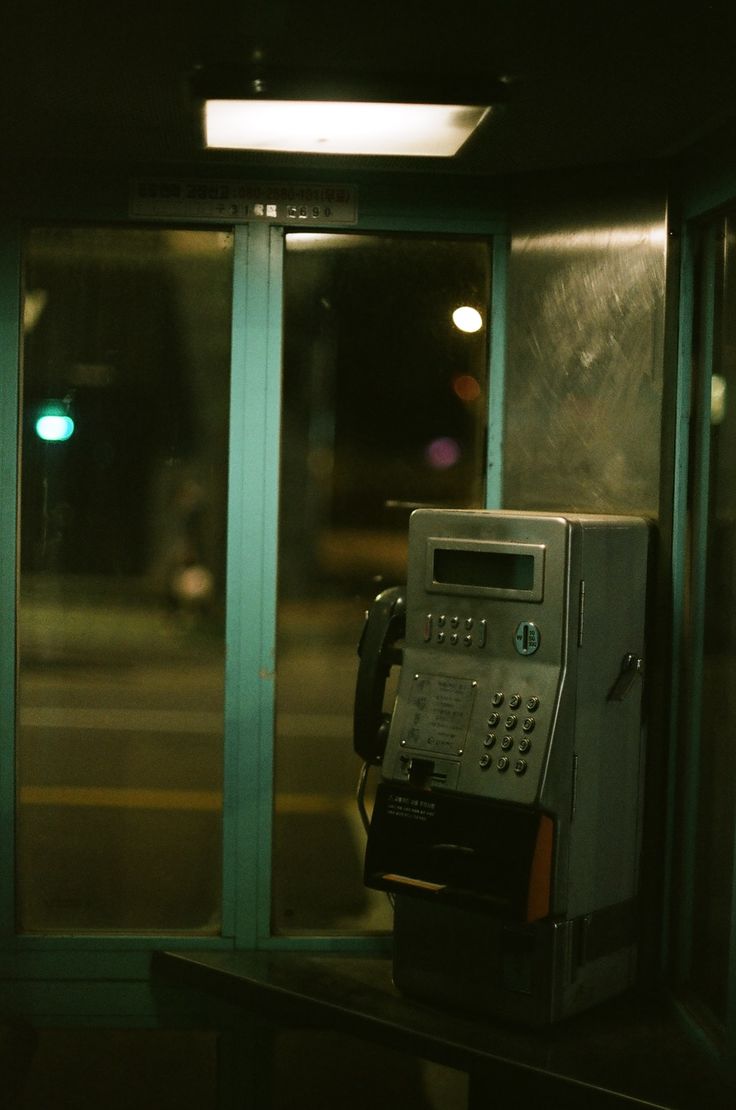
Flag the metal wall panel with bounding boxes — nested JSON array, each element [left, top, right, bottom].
[[503, 189, 668, 515]]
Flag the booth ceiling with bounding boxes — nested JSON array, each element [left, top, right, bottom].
[[1, 0, 735, 175]]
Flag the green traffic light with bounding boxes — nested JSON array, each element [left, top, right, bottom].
[[35, 401, 75, 442]]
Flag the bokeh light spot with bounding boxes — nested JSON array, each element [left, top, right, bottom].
[[452, 374, 481, 402], [452, 306, 483, 333], [35, 412, 75, 442], [425, 437, 461, 469]]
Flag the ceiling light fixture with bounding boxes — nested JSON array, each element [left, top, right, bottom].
[[192, 66, 503, 158]]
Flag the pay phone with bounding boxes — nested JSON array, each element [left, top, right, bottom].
[[354, 509, 649, 1025]]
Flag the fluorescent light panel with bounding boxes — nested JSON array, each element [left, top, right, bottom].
[[204, 99, 490, 156]]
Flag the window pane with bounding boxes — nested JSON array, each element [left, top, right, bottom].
[[17, 227, 232, 932], [274, 232, 491, 933], [690, 217, 736, 1018]]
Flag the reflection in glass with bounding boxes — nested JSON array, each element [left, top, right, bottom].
[[274, 232, 491, 933], [17, 227, 232, 932]]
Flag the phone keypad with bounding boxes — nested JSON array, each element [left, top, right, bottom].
[[477, 691, 541, 779]]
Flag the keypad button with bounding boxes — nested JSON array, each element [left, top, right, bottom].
[[518, 737, 531, 754], [526, 696, 540, 712], [479, 753, 492, 769], [497, 756, 510, 772], [509, 694, 522, 709], [451, 616, 460, 629], [465, 617, 474, 630], [492, 692, 504, 707], [501, 735, 514, 751], [514, 759, 528, 776], [505, 714, 518, 730], [437, 632, 446, 643], [463, 635, 472, 647], [522, 717, 535, 733], [450, 633, 458, 645], [488, 712, 500, 728], [483, 733, 497, 749]]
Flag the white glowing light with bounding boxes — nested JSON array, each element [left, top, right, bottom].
[[452, 306, 483, 333], [205, 100, 490, 157], [712, 374, 727, 425], [522, 225, 668, 251]]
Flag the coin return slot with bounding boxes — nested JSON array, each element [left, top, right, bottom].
[[407, 758, 436, 788]]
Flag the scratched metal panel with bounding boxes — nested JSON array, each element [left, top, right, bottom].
[[503, 192, 667, 515]]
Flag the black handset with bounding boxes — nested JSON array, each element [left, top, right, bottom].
[[353, 586, 406, 765]]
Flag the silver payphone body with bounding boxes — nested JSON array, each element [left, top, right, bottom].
[[355, 509, 649, 1025]]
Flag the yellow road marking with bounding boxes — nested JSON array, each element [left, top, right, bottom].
[[19, 708, 349, 738], [18, 786, 349, 815], [19, 708, 222, 734], [19, 786, 222, 811]]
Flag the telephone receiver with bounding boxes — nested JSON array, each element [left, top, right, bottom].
[[353, 585, 406, 765]]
